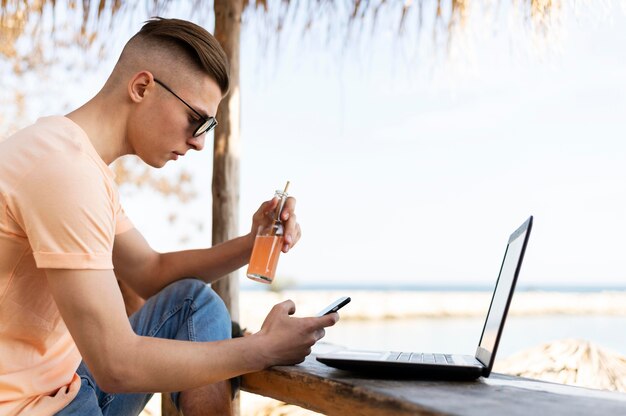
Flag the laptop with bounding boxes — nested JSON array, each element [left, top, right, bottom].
[[316, 216, 533, 380]]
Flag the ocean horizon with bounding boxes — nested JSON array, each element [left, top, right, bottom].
[[239, 281, 626, 293]]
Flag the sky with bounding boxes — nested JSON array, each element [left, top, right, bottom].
[[7, 1, 626, 289], [229, 1, 626, 288]]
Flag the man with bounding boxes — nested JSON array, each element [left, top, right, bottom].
[[0, 17, 338, 415]]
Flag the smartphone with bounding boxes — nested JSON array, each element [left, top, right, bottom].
[[315, 296, 351, 317]]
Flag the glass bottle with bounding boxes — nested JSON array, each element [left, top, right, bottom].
[[246, 189, 288, 283]]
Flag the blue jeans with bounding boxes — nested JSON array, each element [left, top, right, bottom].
[[56, 278, 232, 416]]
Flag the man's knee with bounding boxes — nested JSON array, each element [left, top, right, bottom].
[[166, 278, 232, 338], [183, 279, 229, 315], [166, 278, 224, 309]]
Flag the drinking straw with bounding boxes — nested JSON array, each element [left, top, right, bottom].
[[269, 181, 290, 236]]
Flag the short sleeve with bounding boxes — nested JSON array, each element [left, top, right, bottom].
[[115, 205, 134, 236], [11, 152, 118, 270]]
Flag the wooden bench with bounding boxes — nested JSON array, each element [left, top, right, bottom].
[[242, 353, 626, 415]]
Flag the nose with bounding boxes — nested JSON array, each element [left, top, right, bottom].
[[187, 134, 205, 151]]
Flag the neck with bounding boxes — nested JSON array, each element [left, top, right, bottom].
[[66, 93, 132, 165]]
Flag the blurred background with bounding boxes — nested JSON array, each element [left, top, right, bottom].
[[2, 1, 626, 414]]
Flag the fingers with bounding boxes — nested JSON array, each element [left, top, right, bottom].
[[299, 316, 335, 350], [253, 196, 300, 253], [281, 197, 299, 252], [263, 197, 279, 214], [251, 198, 279, 235], [300, 313, 338, 338], [258, 305, 339, 367], [282, 222, 301, 253], [280, 196, 296, 221], [295, 348, 312, 364], [318, 312, 339, 328], [252, 198, 277, 221], [314, 328, 326, 341], [277, 299, 296, 316]]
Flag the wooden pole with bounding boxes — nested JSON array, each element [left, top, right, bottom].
[[213, 1, 244, 414], [212, 0, 243, 323]]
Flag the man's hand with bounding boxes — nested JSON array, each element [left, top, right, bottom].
[[253, 300, 339, 367], [250, 196, 301, 253]]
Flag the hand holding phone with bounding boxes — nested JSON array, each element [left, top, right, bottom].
[[315, 296, 351, 317]]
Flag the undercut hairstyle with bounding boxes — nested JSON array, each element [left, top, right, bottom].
[[131, 17, 230, 95]]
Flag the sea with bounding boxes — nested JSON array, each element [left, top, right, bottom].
[[240, 283, 626, 359]]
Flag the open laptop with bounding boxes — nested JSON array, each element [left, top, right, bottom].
[[316, 216, 533, 380]]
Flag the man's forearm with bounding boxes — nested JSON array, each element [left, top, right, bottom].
[[150, 233, 255, 294], [103, 334, 266, 393]]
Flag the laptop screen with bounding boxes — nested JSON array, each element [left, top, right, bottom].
[[475, 217, 532, 373]]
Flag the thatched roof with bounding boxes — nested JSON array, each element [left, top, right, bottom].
[[495, 339, 626, 393]]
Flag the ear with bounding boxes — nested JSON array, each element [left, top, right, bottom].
[[128, 71, 154, 103]]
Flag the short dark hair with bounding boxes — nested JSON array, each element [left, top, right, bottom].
[[134, 17, 230, 95]]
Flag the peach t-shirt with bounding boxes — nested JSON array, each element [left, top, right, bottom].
[[0, 116, 133, 415]]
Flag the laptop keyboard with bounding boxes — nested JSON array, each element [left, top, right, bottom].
[[386, 352, 455, 365]]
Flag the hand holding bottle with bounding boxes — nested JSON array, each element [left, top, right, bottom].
[[247, 182, 301, 283]]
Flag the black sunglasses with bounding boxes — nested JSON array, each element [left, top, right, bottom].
[[154, 78, 218, 137]]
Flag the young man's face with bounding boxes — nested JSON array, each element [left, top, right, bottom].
[[130, 73, 223, 168]]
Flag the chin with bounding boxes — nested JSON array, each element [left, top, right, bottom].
[[138, 155, 167, 169]]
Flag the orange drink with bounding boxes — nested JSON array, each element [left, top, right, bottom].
[[247, 235, 284, 283], [247, 182, 290, 284]]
